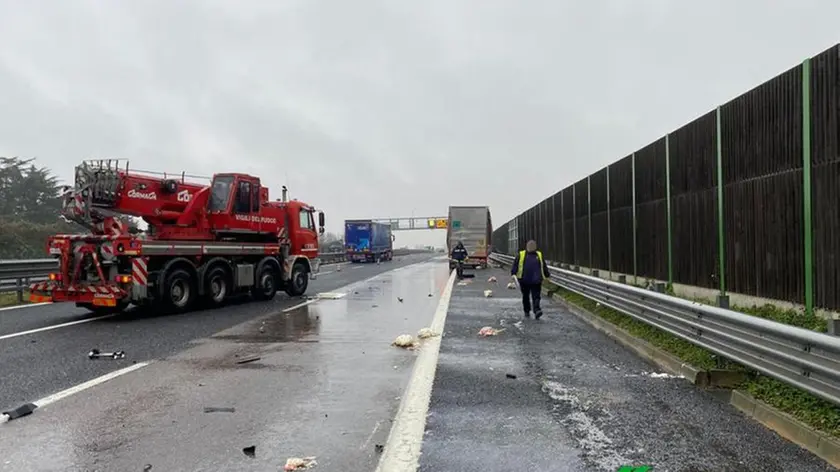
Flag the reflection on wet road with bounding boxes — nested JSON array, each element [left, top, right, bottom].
[[0, 257, 451, 472]]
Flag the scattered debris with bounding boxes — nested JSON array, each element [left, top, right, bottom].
[[392, 334, 418, 349], [417, 328, 439, 339], [478, 326, 505, 337], [203, 407, 235, 413], [236, 356, 261, 365], [506, 282, 516, 290], [372, 304, 379, 308], [284, 456, 317, 470], [375, 444, 385, 454], [143, 465, 153, 471], [336, 266, 342, 272], [397, 297, 404, 303], [483, 290, 493, 297], [506, 373, 517, 379], [88, 349, 125, 360], [487, 276, 497, 283], [428, 293, 433, 297], [2, 403, 36, 421], [242, 445, 256, 458]]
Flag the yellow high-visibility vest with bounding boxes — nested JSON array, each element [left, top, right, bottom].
[[516, 250, 544, 279]]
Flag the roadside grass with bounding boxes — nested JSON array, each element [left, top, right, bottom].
[[0, 291, 30, 308], [550, 283, 840, 439]]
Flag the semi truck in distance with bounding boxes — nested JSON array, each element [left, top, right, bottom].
[[344, 219, 394, 263], [447, 206, 492, 270]]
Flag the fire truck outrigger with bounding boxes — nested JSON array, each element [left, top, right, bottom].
[[29, 160, 325, 315]]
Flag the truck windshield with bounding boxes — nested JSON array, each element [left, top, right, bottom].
[[208, 176, 234, 212]]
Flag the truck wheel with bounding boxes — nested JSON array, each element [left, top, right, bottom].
[[285, 262, 309, 297], [252, 265, 278, 300], [204, 266, 230, 306], [164, 268, 196, 313]]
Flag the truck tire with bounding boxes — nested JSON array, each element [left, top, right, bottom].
[[285, 262, 309, 297], [252, 264, 279, 300], [204, 266, 230, 306], [163, 268, 196, 313]]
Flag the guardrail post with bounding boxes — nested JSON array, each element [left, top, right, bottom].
[[16, 277, 23, 303], [618, 275, 626, 284], [827, 318, 840, 336], [802, 57, 815, 318], [591, 269, 599, 278]]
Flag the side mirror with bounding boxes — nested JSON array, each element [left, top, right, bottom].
[[318, 211, 325, 228]]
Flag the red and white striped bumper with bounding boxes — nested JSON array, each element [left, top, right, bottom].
[[29, 281, 128, 305]]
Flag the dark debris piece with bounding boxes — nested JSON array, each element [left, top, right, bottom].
[[242, 445, 256, 458], [204, 407, 235, 413], [506, 373, 517, 379], [236, 356, 261, 365]]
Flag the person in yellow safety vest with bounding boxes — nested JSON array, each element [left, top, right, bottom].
[[510, 240, 551, 319]]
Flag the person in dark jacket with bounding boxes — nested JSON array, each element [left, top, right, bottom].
[[451, 241, 468, 278], [510, 240, 550, 319]]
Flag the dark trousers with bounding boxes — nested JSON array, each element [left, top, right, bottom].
[[519, 281, 542, 313], [455, 260, 465, 278]]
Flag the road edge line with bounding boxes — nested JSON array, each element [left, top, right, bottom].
[[0, 314, 117, 341], [375, 268, 457, 472], [0, 302, 52, 312]]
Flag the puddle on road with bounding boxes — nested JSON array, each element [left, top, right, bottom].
[[213, 305, 322, 343]]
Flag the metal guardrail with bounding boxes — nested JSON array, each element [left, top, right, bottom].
[[0, 252, 350, 302], [489, 252, 840, 407]]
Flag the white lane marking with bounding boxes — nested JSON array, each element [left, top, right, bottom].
[[282, 300, 317, 313], [33, 362, 151, 409], [318, 270, 334, 276], [1, 362, 152, 424], [375, 268, 457, 472], [361, 420, 382, 451], [0, 314, 117, 341], [0, 302, 52, 312]]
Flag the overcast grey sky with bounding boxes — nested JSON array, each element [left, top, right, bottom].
[[0, 0, 837, 247]]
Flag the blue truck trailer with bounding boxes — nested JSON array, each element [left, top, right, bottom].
[[344, 219, 394, 263]]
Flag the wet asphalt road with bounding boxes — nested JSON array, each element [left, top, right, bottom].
[[0, 254, 436, 413], [0, 255, 450, 472], [419, 269, 835, 472]]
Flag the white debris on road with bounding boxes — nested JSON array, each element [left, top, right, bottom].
[[542, 381, 632, 471], [284, 456, 317, 470], [417, 328, 439, 339], [488, 276, 497, 283], [506, 282, 516, 290], [478, 326, 505, 337], [483, 290, 493, 297], [391, 334, 418, 349]]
